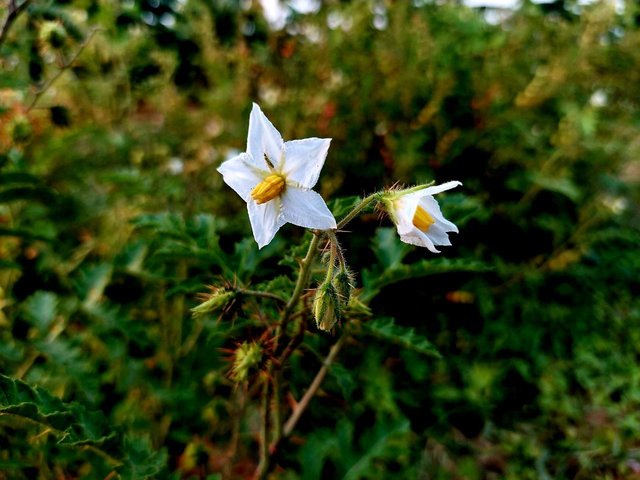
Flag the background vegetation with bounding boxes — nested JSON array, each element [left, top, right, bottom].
[[1, 0, 639, 478]]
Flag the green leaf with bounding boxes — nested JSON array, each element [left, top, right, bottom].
[[118, 436, 168, 480], [361, 257, 491, 302], [330, 363, 356, 399], [74, 263, 113, 307], [0, 373, 115, 446], [0, 172, 41, 185], [371, 227, 410, 269], [0, 374, 166, 477], [342, 417, 411, 480], [0, 226, 54, 241], [359, 317, 441, 358], [530, 172, 581, 201], [0, 186, 57, 204], [22, 291, 58, 333]]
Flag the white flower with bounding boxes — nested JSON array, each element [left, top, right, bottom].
[[217, 103, 337, 248], [383, 181, 462, 253]]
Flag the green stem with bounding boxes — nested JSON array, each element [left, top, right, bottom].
[[278, 232, 321, 338], [336, 193, 380, 231], [324, 232, 338, 282]]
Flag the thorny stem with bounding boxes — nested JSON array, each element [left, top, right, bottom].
[[324, 233, 338, 283], [255, 194, 379, 478]]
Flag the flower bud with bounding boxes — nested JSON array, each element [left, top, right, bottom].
[[313, 282, 340, 332], [191, 288, 235, 318], [332, 267, 355, 306], [230, 341, 263, 383]]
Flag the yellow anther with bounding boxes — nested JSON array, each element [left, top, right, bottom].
[[412, 205, 435, 232], [251, 174, 285, 204]]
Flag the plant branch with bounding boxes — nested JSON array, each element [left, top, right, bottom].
[[27, 28, 99, 112], [282, 334, 346, 438], [0, 0, 31, 47]]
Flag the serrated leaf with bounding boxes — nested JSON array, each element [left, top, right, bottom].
[[342, 417, 411, 480], [117, 436, 167, 479], [361, 258, 491, 302], [360, 317, 441, 358], [371, 227, 410, 269], [330, 363, 356, 399], [0, 373, 115, 446]]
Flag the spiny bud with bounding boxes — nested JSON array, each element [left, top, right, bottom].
[[191, 287, 235, 318], [230, 341, 263, 383], [332, 267, 355, 306], [313, 282, 340, 332]]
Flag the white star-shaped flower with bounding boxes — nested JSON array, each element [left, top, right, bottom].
[[218, 103, 337, 248], [384, 181, 462, 253]]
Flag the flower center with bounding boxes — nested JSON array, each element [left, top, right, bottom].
[[251, 174, 285, 204], [412, 205, 435, 232]]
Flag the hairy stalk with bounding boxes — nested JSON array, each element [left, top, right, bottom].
[[336, 193, 380, 230], [279, 232, 321, 331]]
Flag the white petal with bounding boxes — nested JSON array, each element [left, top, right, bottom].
[[420, 196, 458, 233], [282, 138, 331, 189], [393, 195, 421, 235], [281, 187, 337, 230], [421, 180, 462, 197], [247, 103, 285, 170], [425, 223, 452, 246], [247, 199, 286, 249], [217, 152, 267, 202], [399, 229, 440, 253]]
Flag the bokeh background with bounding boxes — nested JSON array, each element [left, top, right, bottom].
[[1, 0, 639, 478]]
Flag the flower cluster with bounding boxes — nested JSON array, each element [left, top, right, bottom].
[[217, 103, 462, 330]]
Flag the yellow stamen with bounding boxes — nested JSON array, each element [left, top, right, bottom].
[[251, 174, 285, 204], [412, 205, 435, 232]]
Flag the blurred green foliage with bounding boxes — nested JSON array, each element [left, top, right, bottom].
[[1, 0, 639, 478]]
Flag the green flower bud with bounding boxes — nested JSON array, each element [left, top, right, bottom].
[[332, 267, 355, 306], [313, 282, 340, 332], [191, 288, 235, 318], [230, 341, 262, 383]]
